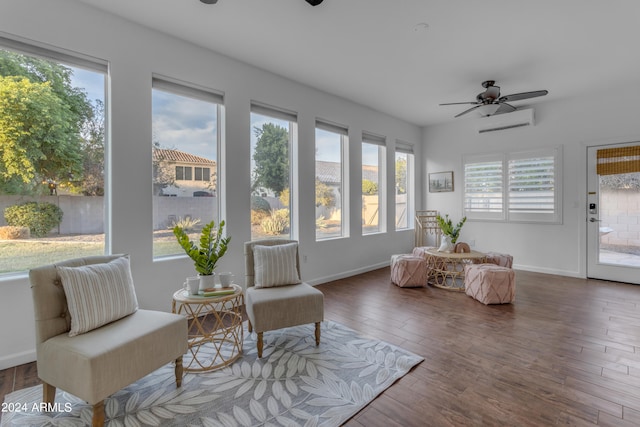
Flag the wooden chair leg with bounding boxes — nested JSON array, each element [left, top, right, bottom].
[[248, 319, 253, 333], [315, 322, 321, 346], [257, 332, 263, 358], [174, 356, 183, 387], [42, 382, 56, 405], [92, 400, 105, 427]]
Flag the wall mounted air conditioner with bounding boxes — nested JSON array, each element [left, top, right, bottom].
[[476, 108, 534, 134]]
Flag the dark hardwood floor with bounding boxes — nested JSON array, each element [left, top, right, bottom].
[[3, 268, 640, 426]]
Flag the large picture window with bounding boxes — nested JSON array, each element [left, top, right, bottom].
[[362, 133, 386, 235], [315, 121, 348, 240], [463, 147, 562, 223], [0, 40, 107, 275], [250, 103, 296, 240], [152, 77, 223, 258]]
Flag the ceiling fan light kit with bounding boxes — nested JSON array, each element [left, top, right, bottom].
[[440, 80, 548, 118]]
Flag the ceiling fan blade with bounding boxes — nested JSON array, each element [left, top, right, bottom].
[[454, 104, 482, 118], [499, 90, 548, 103], [494, 103, 517, 115], [439, 101, 478, 106]]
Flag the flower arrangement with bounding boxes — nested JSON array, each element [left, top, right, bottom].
[[435, 214, 467, 244]]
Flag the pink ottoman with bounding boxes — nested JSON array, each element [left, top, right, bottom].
[[464, 263, 515, 304], [486, 252, 513, 268], [412, 246, 435, 259], [391, 254, 426, 288]]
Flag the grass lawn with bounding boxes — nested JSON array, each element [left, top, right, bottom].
[[0, 239, 184, 274]]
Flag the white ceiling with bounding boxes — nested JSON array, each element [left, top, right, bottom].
[[75, 0, 640, 127]]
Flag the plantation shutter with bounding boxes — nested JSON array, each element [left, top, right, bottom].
[[463, 154, 504, 220], [508, 148, 559, 222]]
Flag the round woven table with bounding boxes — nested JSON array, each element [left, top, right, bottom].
[[172, 284, 244, 372], [425, 248, 487, 291]]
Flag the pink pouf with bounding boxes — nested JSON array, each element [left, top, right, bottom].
[[412, 246, 435, 259], [464, 263, 515, 304], [485, 252, 513, 268], [391, 254, 426, 288]]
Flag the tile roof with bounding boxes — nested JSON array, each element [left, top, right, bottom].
[[152, 148, 216, 165]]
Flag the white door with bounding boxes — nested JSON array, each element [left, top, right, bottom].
[[587, 143, 640, 284]]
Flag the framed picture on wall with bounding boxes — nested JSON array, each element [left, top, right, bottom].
[[429, 171, 454, 192]]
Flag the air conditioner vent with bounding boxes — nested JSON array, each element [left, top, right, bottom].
[[477, 108, 534, 133]]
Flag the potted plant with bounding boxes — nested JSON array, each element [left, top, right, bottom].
[[173, 220, 231, 290], [435, 214, 466, 252]]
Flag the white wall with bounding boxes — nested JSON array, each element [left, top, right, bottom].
[[0, 0, 421, 369], [423, 88, 640, 277]]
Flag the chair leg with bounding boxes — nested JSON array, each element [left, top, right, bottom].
[[315, 322, 321, 346], [92, 400, 105, 427], [248, 319, 253, 333], [174, 356, 183, 387], [43, 382, 56, 405], [257, 332, 263, 358]]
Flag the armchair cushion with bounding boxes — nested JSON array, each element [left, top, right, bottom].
[[253, 242, 301, 288], [57, 256, 138, 337]]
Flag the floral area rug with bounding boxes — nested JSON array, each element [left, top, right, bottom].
[[1, 321, 423, 427]]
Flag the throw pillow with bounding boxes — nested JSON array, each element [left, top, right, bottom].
[[253, 243, 301, 288], [57, 256, 139, 337]]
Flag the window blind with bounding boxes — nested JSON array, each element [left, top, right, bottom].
[[316, 119, 348, 135], [395, 140, 414, 154], [153, 76, 224, 105], [0, 33, 108, 73], [251, 101, 297, 122], [362, 132, 386, 146], [596, 145, 640, 175]]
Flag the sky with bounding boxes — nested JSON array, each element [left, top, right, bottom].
[[70, 67, 378, 166]]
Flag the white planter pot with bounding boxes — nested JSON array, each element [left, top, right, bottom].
[[199, 273, 216, 291], [438, 235, 454, 253]]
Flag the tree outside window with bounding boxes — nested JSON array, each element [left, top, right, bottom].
[[0, 48, 106, 274]]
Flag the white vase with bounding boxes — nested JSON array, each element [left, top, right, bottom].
[[438, 235, 454, 253], [199, 273, 216, 291]]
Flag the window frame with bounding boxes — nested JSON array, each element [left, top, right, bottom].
[[249, 102, 298, 240], [151, 75, 224, 259], [463, 147, 562, 224], [315, 120, 349, 241], [361, 132, 387, 235], [395, 141, 415, 231], [0, 36, 109, 277]]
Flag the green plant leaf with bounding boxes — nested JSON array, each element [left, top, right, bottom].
[[173, 220, 230, 275]]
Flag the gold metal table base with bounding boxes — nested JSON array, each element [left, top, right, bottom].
[[172, 285, 244, 372]]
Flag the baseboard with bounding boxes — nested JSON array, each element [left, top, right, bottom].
[[0, 349, 36, 371], [513, 263, 583, 279], [306, 260, 390, 286]]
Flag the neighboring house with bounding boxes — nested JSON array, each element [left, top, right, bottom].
[[315, 160, 379, 202], [152, 148, 217, 197]]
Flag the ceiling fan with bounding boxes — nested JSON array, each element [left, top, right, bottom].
[[440, 80, 548, 118]]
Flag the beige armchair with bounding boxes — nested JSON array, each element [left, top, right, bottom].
[[29, 255, 188, 427], [244, 239, 324, 357]]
